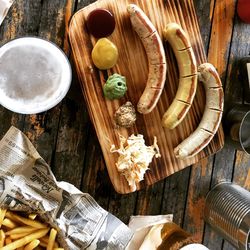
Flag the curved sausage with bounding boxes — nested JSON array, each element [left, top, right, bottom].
[[174, 63, 224, 159], [162, 23, 197, 129], [127, 4, 167, 114]]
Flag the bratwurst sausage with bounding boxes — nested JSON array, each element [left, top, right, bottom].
[[162, 23, 197, 129], [174, 63, 224, 159], [127, 4, 167, 114]]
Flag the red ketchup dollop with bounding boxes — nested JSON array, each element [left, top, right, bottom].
[[86, 8, 116, 38]]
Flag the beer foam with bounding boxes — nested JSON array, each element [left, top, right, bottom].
[[0, 37, 71, 114], [0, 45, 62, 102]]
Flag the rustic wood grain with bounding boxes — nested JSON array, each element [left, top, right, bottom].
[[202, 1, 237, 249], [193, 0, 215, 54], [21, 0, 75, 166], [224, 16, 250, 107], [161, 0, 215, 236], [108, 192, 137, 224], [52, 82, 89, 189], [182, 157, 213, 242], [166, 0, 214, 243], [161, 167, 191, 226], [203, 144, 235, 249], [213, 2, 250, 249], [0, 1, 248, 248], [0, 1, 33, 136], [69, 0, 224, 194], [202, 1, 245, 249], [207, 0, 236, 84], [212, 2, 250, 193], [80, 125, 112, 210], [71, 0, 113, 210], [135, 180, 165, 215]]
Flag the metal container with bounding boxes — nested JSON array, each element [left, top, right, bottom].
[[238, 57, 250, 103], [204, 182, 250, 250], [225, 105, 250, 154]]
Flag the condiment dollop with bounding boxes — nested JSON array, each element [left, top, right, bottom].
[[86, 8, 115, 38], [91, 38, 118, 70], [103, 73, 127, 100]]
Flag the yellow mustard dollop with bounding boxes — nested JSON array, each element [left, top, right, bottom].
[[91, 38, 118, 70]]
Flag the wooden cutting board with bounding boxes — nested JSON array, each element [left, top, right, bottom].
[[69, 0, 224, 194]]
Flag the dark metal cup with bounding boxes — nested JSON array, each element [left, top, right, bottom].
[[204, 182, 250, 250], [224, 104, 250, 154]]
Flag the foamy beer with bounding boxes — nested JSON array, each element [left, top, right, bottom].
[[0, 37, 72, 114]]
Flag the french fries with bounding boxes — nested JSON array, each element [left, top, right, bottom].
[[0, 210, 64, 250], [24, 239, 40, 250], [5, 212, 47, 229], [2, 219, 17, 229], [0, 210, 7, 227], [0, 230, 5, 247]]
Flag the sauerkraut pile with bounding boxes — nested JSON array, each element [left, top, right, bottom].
[[110, 134, 161, 191]]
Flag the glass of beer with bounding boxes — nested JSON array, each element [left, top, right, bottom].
[[0, 37, 72, 114]]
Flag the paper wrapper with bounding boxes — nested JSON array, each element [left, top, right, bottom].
[[0, 126, 133, 249], [0, 0, 13, 25], [127, 214, 173, 249]]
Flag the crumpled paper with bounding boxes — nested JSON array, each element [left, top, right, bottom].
[[0, 0, 13, 26], [0, 126, 133, 249], [127, 214, 173, 249]]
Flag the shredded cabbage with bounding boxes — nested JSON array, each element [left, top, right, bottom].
[[110, 134, 161, 191]]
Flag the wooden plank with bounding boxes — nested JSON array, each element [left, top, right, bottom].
[[52, 81, 90, 190], [159, 0, 214, 233], [203, 144, 235, 249], [180, 0, 215, 245], [182, 157, 213, 242], [21, 0, 75, 166], [70, 0, 112, 210], [48, 0, 88, 192], [231, 12, 250, 195], [201, 1, 238, 248], [76, 0, 98, 9], [0, 1, 33, 135], [69, 0, 224, 194], [233, 151, 250, 191], [193, 0, 215, 54], [223, 12, 250, 107], [208, 0, 236, 84], [205, 1, 250, 249], [223, 241, 236, 250], [80, 126, 112, 209], [160, 167, 191, 226], [135, 180, 165, 216], [108, 192, 137, 224]]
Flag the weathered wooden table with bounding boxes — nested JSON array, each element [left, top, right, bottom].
[[0, 0, 249, 249]]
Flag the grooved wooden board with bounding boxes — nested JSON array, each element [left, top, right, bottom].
[[69, 0, 224, 194]]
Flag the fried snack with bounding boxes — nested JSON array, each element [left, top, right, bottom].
[[10, 232, 32, 240], [5, 237, 12, 245], [23, 239, 40, 250], [0, 230, 5, 247], [28, 214, 37, 221], [47, 228, 57, 250], [5, 212, 47, 229], [6, 227, 38, 236], [0, 210, 64, 250], [2, 219, 17, 229], [1, 228, 49, 250], [0, 209, 7, 227]]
